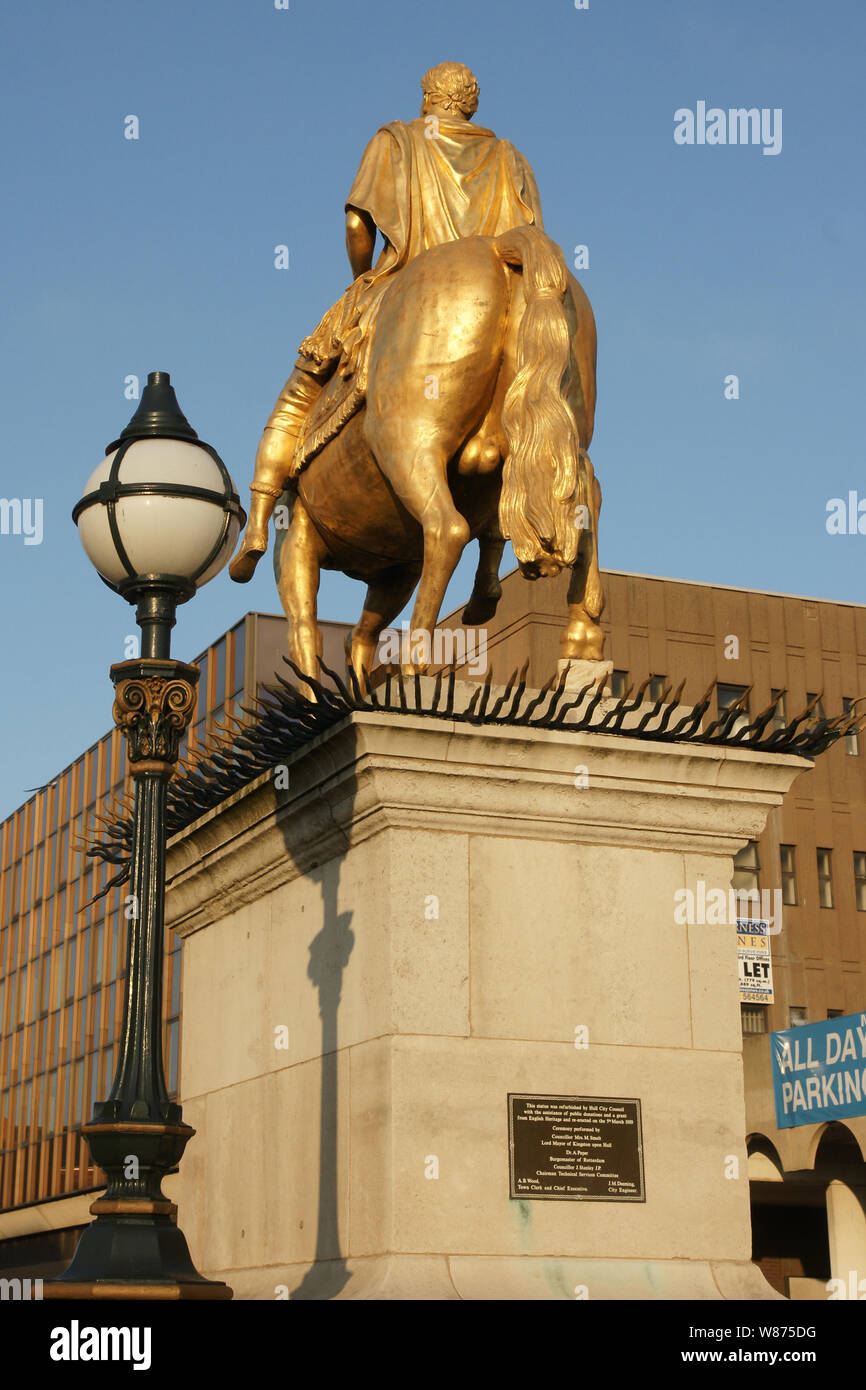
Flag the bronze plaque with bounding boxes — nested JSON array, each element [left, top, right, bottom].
[[508, 1093, 645, 1201]]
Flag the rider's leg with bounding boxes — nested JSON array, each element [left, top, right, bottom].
[[230, 365, 324, 582], [273, 497, 329, 700]]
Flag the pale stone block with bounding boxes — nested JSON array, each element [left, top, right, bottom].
[[345, 1038, 392, 1259], [183, 1055, 350, 1276], [557, 657, 614, 693], [384, 1037, 751, 1263], [180, 898, 274, 1098], [468, 838, 692, 1047], [179, 827, 471, 1105], [681, 852, 746, 1053], [174, 1094, 207, 1269], [384, 828, 470, 1037]]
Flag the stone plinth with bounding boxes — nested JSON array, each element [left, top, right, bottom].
[[165, 693, 807, 1299]]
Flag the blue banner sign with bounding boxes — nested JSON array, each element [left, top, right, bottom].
[[771, 1011, 866, 1128]]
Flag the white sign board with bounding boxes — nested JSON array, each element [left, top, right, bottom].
[[737, 918, 774, 1003]]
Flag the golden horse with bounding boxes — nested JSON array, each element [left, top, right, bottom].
[[271, 224, 603, 690]]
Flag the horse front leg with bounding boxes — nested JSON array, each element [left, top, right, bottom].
[[561, 467, 605, 662], [561, 557, 605, 660]]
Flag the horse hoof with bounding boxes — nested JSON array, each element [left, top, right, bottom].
[[562, 621, 605, 662], [462, 586, 501, 626]]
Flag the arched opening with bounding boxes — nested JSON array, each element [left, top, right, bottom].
[[812, 1121, 866, 1171], [747, 1133, 831, 1296]]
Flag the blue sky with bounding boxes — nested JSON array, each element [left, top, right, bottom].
[[0, 0, 864, 818]]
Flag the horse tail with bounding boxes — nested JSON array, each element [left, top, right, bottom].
[[493, 225, 580, 569]]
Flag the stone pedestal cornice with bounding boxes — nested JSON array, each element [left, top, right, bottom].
[[166, 705, 808, 939]]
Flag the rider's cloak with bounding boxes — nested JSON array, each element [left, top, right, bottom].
[[297, 117, 544, 377], [347, 117, 543, 260]]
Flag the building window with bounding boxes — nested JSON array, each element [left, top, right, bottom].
[[611, 669, 628, 699], [732, 841, 760, 896], [843, 698, 860, 756], [741, 1004, 768, 1035], [718, 683, 749, 735], [817, 848, 834, 908], [827, 1009, 844, 1019], [789, 1006, 808, 1027], [806, 692, 826, 719], [648, 674, 666, 702], [780, 845, 797, 906], [854, 852, 866, 912], [771, 689, 786, 732]]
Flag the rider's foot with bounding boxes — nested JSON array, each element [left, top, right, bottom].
[[229, 531, 268, 583]]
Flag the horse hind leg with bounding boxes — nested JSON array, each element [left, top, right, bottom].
[[273, 497, 330, 697], [348, 563, 421, 693], [404, 458, 470, 671], [363, 431, 470, 672], [462, 521, 505, 626]]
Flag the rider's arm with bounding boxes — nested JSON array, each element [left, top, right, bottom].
[[345, 205, 376, 278]]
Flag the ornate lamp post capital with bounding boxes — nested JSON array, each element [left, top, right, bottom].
[[110, 658, 199, 774]]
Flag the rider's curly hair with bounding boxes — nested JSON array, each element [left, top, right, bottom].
[[421, 62, 480, 118]]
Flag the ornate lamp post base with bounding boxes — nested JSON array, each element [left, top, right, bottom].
[[45, 1119, 231, 1301], [45, 1239, 231, 1300], [46, 655, 232, 1301]]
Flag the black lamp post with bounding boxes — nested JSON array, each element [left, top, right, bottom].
[[46, 372, 244, 1300]]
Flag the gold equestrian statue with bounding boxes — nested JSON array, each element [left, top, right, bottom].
[[230, 61, 604, 692]]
